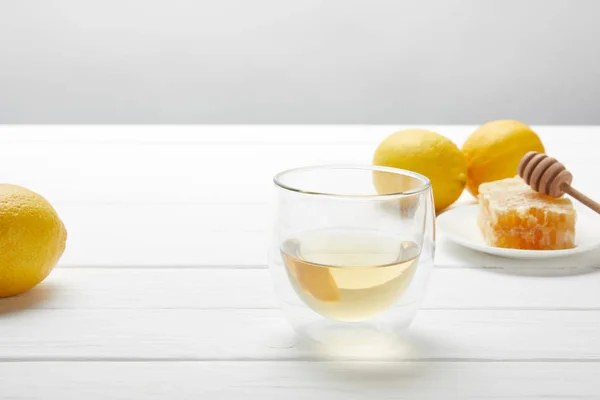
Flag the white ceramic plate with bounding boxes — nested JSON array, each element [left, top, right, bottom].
[[437, 204, 600, 259]]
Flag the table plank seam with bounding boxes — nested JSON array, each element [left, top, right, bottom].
[[8, 306, 600, 311], [5, 307, 591, 314], [0, 140, 380, 145], [55, 264, 600, 270], [57, 264, 269, 269], [2, 357, 600, 363]]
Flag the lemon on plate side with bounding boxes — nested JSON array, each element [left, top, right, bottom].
[[0, 184, 67, 297], [462, 120, 545, 197], [373, 129, 467, 212]]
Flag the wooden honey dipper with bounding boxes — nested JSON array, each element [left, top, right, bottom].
[[518, 151, 600, 214]]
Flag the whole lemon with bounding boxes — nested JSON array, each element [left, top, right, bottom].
[[462, 120, 545, 197], [0, 185, 67, 297], [373, 129, 467, 212]]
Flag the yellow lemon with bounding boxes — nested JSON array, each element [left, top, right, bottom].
[[373, 129, 467, 212], [0, 185, 67, 297], [462, 120, 545, 197]]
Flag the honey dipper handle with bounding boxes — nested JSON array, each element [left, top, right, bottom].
[[562, 184, 600, 215]]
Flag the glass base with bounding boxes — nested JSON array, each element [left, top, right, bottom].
[[282, 301, 419, 359]]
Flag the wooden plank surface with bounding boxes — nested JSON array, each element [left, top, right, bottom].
[[0, 126, 599, 399], [1, 362, 598, 400], [0, 126, 597, 204], [50, 202, 600, 267], [2, 268, 600, 311], [2, 308, 600, 361]]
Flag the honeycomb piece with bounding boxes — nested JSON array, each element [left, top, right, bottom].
[[478, 177, 576, 250]]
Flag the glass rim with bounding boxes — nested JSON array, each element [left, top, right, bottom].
[[273, 164, 432, 199]]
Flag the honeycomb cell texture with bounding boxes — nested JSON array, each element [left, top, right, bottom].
[[478, 177, 576, 250]]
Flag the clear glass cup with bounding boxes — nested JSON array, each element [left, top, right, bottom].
[[269, 165, 435, 350]]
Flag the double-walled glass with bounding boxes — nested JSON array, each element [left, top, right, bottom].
[[269, 165, 435, 346]]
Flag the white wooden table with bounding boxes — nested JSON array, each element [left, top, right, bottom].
[[1, 126, 599, 399]]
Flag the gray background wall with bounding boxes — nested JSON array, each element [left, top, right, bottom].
[[0, 0, 598, 124]]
